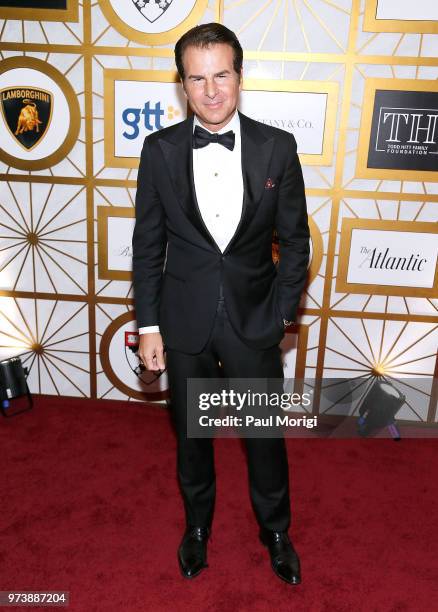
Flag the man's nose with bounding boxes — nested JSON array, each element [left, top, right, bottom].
[[204, 78, 217, 99]]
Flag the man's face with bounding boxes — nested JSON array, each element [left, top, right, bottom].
[[181, 43, 242, 132]]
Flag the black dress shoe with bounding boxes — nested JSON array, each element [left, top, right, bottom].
[[259, 529, 301, 585], [178, 526, 210, 579]]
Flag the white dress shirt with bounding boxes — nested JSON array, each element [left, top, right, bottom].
[[138, 111, 244, 335]]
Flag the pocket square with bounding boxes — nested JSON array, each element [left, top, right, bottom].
[[264, 178, 276, 189]]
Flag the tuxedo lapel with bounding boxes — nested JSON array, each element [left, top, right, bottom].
[[159, 117, 220, 252], [223, 112, 274, 255]]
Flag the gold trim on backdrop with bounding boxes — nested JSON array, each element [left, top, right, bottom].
[[103, 69, 182, 169], [278, 322, 311, 399], [242, 79, 338, 166], [97, 205, 134, 281], [0, 0, 78, 22], [0, 56, 81, 171], [337, 218, 438, 298], [0, 44, 436, 67], [363, 0, 438, 34], [98, 0, 208, 46], [288, 323, 309, 386], [356, 78, 438, 183], [215, 0, 223, 23], [308, 216, 324, 286]]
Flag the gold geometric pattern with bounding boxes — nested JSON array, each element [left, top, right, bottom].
[[0, 3, 83, 45], [301, 197, 331, 310], [0, 182, 88, 295], [358, 1, 438, 55], [0, 296, 90, 396], [224, 0, 352, 54], [0, 0, 436, 420], [290, 313, 321, 376], [321, 316, 437, 421]]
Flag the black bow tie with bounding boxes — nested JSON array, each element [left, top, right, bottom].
[[193, 125, 235, 151]]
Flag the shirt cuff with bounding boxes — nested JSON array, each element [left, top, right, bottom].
[[138, 325, 160, 334]]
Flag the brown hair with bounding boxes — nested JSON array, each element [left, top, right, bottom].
[[174, 22, 243, 81]]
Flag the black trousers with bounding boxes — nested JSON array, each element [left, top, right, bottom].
[[165, 294, 291, 532]]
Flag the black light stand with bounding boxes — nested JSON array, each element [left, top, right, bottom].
[[0, 357, 33, 418], [357, 377, 405, 440]]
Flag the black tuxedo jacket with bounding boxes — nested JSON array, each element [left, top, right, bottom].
[[132, 111, 310, 353]]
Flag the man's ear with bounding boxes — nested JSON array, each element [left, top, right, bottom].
[[239, 67, 243, 91], [181, 78, 188, 98]]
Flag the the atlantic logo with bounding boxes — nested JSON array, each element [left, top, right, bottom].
[[122, 101, 181, 139], [1, 87, 52, 151], [366, 86, 438, 173], [337, 219, 438, 298], [359, 246, 427, 272]]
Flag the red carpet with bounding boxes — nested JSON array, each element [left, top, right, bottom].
[[1, 396, 437, 612]]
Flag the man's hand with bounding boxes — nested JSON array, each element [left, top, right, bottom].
[[138, 332, 166, 371]]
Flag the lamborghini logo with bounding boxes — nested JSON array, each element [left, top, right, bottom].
[[1, 87, 53, 150]]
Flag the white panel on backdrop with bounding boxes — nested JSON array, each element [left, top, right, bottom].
[[376, 0, 438, 21], [239, 90, 327, 155], [113, 80, 185, 158], [107, 216, 135, 272], [347, 228, 437, 288]]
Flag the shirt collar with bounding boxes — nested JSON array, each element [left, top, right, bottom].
[[193, 111, 240, 137]]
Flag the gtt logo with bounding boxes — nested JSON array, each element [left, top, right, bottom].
[[122, 101, 181, 139]]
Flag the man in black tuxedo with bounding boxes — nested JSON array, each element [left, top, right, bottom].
[[133, 23, 309, 585]]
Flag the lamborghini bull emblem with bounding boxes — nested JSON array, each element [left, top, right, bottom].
[[131, 0, 174, 23], [1, 87, 53, 150], [15, 101, 42, 134]]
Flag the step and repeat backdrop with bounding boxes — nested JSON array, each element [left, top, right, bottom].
[[0, 0, 437, 422]]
